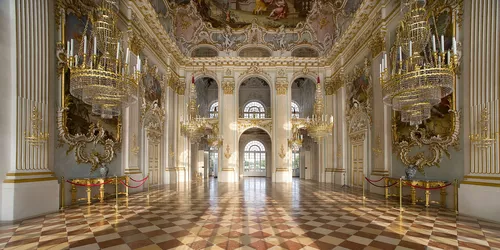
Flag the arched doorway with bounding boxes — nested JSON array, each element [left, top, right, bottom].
[[239, 128, 272, 178]]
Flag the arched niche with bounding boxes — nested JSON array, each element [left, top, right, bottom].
[[238, 47, 272, 57], [238, 77, 271, 118], [194, 77, 219, 118], [191, 46, 218, 57], [291, 77, 316, 118], [291, 47, 319, 57]]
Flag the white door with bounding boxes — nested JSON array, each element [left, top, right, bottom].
[[148, 142, 160, 185], [351, 142, 364, 187]]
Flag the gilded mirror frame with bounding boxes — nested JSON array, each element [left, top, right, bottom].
[[55, 0, 122, 172]]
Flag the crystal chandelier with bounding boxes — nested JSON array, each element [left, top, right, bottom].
[[288, 125, 303, 151], [180, 76, 207, 143], [381, 0, 457, 126], [469, 107, 497, 149], [67, 0, 139, 119], [304, 77, 334, 142]]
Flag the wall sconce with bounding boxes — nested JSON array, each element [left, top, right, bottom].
[[469, 107, 497, 149], [131, 134, 140, 155], [224, 145, 232, 159], [25, 106, 49, 147], [278, 144, 286, 159], [372, 135, 383, 157]]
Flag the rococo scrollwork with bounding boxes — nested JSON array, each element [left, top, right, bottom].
[[393, 110, 461, 172], [57, 108, 118, 173]]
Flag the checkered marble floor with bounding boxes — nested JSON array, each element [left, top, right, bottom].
[[1, 178, 499, 250]]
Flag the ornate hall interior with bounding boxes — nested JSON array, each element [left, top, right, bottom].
[[1, 0, 500, 249]]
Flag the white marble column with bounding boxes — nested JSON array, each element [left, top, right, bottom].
[[274, 75, 291, 182], [176, 78, 188, 182], [460, 0, 500, 222], [369, 51, 389, 194], [220, 75, 237, 182], [1, 0, 59, 221], [334, 85, 348, 185], [324, 78, 334, 183], [164, 85, 176, 183]]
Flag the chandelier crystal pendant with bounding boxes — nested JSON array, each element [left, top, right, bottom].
[[180, 76, 208, 143], [66, 0, 139, 119], [288, 125, 303, 151], [305, 76, 334, 142], [381, 0, 457, 126]]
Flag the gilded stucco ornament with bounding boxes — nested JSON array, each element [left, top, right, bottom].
[[222, 81, 235, 94], [129, 32, 145, 55], [347, 100, 371, 135], [345, 59, 372, 112], [370, 29, 386, 58], [238, 64, 272, 84], [142, 100, 165, 144], [275, 83, 288, 95], [193, 64, 217, 81], [237, 119, 272, 138], [393, 111, 461, 172]]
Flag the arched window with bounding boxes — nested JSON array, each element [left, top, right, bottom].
[[291, 101, 300, 118], [209, 101, 218, 118], [243, 141, 266, 173], [244, 101, 266, 118]]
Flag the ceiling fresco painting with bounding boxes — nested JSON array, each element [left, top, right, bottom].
[[148, 0, 364, 56]]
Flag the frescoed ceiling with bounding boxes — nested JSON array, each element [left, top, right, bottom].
[[148, 0, 364, 56]]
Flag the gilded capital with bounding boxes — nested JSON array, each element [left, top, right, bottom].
[[325, 82, 334, 95], [370, 30, 386, 58], [129, 33, 145, 56], [222, 81, 235, 94], [275, 83, 288, 95]]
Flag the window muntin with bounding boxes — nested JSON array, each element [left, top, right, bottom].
[[291, 101, 300, 118], [243, 101, 266, 118], [243, 141, 266, 172], [209, 101, 218, 118]]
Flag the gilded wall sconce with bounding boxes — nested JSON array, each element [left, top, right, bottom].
[[130, 134, 140, 155], [278, 144, 286, 159], [372, 135, 383, 157], [169, 147, 175, 159], [224, 145, 232, 159], [25, 106, 49, 147], [470, 107, 497, 149]]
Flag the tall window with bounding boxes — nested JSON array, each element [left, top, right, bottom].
[[209, 101, 218, 118], [243, 141, 266, 172], [291, 101, 300, 118], [243, 101, 266, 118]]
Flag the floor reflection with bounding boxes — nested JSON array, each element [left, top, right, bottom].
[[1, 177, 499, 249]]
